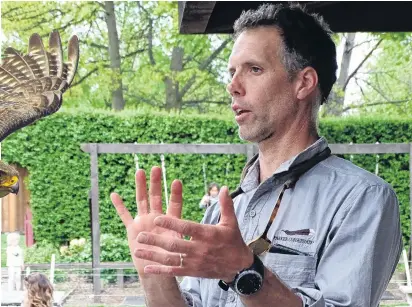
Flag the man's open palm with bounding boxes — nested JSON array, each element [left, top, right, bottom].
[[111, 167, 183, 276]]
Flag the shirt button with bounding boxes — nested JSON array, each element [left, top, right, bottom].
[[250, 210, 256, 217], [228, 294, 235, 302]]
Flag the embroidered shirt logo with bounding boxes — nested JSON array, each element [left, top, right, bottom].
[[281, 228, 315, 236]]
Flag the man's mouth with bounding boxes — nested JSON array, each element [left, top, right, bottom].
[[235, 109, 250, 115]]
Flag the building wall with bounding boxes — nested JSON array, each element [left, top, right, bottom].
[[1, 165, 30, 233]]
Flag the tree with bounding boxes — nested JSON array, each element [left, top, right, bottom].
[[322, 33, 383, 117], [346, 33, 412, 116], [123, 1, 232, 112], [1, 1, 232, 113], [104, 1, 125, 110]]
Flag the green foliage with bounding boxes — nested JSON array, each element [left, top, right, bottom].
[[23, 235, 131, 282], [59, 234, 132, 283], [1, 1, 232, 112], [3, 110, 412, 248], [24, 241, 68, 282], [100, 234, 131, 262], [2, 108, 246, 246], [347, 33, 412, 115], [24, 241, 61, 264]]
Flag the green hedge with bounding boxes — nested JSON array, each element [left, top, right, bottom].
[[2, 109, 411, 247], [2, 109, 247, 245]]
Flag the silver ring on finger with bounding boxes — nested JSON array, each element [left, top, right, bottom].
[[179, 253, 184, 268]]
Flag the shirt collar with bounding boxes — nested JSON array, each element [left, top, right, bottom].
[[241, 137, 329, 191]]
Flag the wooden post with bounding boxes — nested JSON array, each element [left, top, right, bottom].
[[90, 144, 101, 300], [9, 193, 17, 231], [79, 142, 412, 288], [50, 254, 56, 285], [0, 3, 2, 285], [0, 140, 3, 286], [117, 268, 124, 289], [409, 143, 412, 260], [246, 144, 254, 161]]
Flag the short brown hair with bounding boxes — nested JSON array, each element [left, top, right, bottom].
[[234, 3, 337, 104]]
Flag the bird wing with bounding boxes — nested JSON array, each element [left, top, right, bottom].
[[0, 31, 79, 142]]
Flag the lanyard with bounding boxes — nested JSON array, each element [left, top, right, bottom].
[[218, 147, 332, 223]]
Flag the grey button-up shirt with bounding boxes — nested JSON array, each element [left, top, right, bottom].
[[180, 137, 402, 307]]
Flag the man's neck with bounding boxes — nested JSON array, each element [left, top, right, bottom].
[[257, 126, 319, 183]]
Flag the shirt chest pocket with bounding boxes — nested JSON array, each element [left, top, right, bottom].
[[263, 253, 317, 289]]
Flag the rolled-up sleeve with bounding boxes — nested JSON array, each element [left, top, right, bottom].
[[180, 276, 203, 307], [293, 184, 402, 307]]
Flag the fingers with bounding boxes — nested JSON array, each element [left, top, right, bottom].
[[135, 170, 149, 215], [137, 232, 193, 254], [134, 249, 182, 267], [166, 180, 183, 218], [218, 186, 237, 227], [143, 265, 187, 276], [154, 216, 207, 238], [111, 193, 133, 228], [149, 167, 163, 214]]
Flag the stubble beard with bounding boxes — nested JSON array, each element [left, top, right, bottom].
[[238, 121, 272, 144]]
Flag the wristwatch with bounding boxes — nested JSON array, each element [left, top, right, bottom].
[[218, 253, 264, 296]]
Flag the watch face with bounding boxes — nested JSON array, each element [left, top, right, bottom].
[[235, 270, 263, 295]]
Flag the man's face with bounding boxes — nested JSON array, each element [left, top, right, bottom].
[[227, 27, 299, 143]]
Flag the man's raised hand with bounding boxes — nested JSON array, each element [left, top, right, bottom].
[[111, 166, 184, 277]]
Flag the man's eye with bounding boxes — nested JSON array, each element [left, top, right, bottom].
[[251, 67, 261, 73]]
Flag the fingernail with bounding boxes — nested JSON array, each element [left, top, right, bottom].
[[137, 233, 147, 242]]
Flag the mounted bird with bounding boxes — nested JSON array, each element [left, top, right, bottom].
[[0, 31, 79, 198]]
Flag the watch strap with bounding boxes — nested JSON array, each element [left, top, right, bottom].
[[218, 254, 264, 291]]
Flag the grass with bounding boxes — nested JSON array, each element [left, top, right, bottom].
[[1, 233, 26, 267]]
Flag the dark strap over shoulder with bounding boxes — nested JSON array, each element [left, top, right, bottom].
[[229, 146, 332, 199]]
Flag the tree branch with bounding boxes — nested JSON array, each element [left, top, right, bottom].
[[87, 42, 109, 50], [343, 38, 383, 91], [71, 67, 99, 87], [182, 99, 230, 106], [96, 1, 106, 9], [124, 49, 146, 58], [347, 38, 380, 53], [147, 18, 156, 66], [4, 8, 64, 21], [342, 99, 410, 112], [354, 77, 370, 103], [178, 38, 231, 100], [124, 93, 161, 107], [360, 76, 392, 101], [2, 7, 20, 18], [199, 38, 231, 70]]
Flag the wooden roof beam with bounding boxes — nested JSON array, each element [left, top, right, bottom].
[[178, 1, 216, 34]]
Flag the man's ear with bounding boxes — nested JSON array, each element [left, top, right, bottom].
[[295, 67, 318, 101]]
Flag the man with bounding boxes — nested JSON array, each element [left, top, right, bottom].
[[111, 3, 402, 307]]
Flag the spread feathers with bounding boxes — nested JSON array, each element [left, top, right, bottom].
[[0, 31, 79, 198]]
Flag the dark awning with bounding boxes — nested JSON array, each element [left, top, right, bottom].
[[178, 1, 412, 34]]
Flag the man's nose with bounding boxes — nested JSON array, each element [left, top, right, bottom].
[[227, 75, 246, 97]]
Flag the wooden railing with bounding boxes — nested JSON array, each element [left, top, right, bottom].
[[25, 262, 136, 288]]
